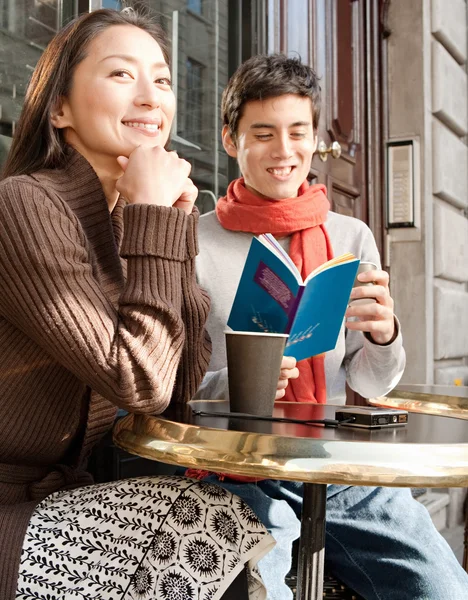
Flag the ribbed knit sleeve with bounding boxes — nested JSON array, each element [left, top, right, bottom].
[[120, 203, 187, 260], [0, 178, 204, 414]]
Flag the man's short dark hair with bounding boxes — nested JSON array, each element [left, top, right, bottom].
[[222, 54, 321, 140]]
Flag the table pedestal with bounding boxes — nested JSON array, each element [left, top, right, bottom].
[[297, 483, 327, 600]]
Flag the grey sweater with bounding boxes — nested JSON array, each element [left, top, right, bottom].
[[195, 210, 405, 404]]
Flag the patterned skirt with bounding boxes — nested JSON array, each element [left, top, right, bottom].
[[16, 476, 275, 600]]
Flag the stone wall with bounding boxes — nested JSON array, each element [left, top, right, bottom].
[[387, 0, 468, 534], [388, 0, 468, 387], [431, 0, 468, 386], [387, 0, 432, 384]]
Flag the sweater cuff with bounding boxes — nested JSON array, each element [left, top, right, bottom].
[[121, 204, 188, 260], [185, 207, 200, 260]]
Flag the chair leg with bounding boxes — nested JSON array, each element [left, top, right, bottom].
[[220, 566, 249, 600]]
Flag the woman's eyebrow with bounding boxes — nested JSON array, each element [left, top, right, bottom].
[[99, 54, 168, 69]]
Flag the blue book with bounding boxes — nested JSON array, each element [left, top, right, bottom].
[[227, 234, 360, 361]]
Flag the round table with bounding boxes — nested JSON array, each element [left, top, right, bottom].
[[113, 400, 468, 600]]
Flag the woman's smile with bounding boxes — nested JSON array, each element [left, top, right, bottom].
[[122, 118, 161, 137]]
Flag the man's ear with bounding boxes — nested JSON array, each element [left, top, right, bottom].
[[222, 125, 238, 159], [50, 97, 71, 129]]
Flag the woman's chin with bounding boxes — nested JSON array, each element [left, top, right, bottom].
[[123, 132, 167, 150]]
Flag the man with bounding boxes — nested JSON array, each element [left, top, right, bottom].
[[194, 54, 468, 599]]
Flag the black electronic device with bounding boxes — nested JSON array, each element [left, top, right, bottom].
[[335, 406, 408, 429]]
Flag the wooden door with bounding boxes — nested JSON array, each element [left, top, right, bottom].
[[268, 0, 385, 404], [310, 0, 368, 225]]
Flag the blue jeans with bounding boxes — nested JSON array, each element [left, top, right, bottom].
[[201, 478, 468, 600]]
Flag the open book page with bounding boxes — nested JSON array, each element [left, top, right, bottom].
[[286, 258, 360, 361], [258, 233, 302, 284], [303, 252, 357, 285], [259, 235, 356, 288], [227, 237, 303, 334]]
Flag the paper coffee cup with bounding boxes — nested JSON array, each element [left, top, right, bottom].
[[350, 261, 378, 305], [225, 330, 288, 417]]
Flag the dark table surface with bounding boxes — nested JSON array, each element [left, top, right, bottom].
[[185, 400, 468, 443]]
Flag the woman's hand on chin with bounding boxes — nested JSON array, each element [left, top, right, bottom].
[[116, 146, 192, 209], [173, 179, 198, 215]]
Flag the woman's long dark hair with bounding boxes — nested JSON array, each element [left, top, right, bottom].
[[2, 8, 169, 179]]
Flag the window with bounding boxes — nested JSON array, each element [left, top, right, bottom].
[[284, 0, 309, 59], [0, 0, 251, 203], [0, 0, 66, 141], [187, 0, 202, 15], [185, 58, 204, 143], [102, 0, 122, 8]]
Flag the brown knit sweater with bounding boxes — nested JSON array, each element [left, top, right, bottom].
[[0, 149, 211, 598]]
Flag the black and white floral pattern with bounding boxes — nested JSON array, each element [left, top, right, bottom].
[[17, 476, 274, 600]]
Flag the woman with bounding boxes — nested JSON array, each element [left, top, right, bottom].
[[0, 8, 274, 600]]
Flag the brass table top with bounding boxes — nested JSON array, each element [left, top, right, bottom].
[[369, 384, 468, 421], [113, 400, 468, 488]]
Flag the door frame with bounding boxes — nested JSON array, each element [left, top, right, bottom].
[[365, 0, 390, 258]]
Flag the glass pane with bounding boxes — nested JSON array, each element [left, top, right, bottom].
[[102, 1, 122, 8], [185, 57, 203, 142], [122, 0, 232, 211], [0, 0, 67, 141], [187, 0, 202, 15], [286, 0, 309, 60]]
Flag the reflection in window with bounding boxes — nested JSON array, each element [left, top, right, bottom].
[[187, 0, 202, 15], [102, 0, 122, 8], [185, 57, 203, 143], [1, 0, 59, 46], [0, 0, 64, 141], [286, 0, 309, 60]]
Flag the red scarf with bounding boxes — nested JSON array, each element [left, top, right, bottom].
[[216, 178, 333, 404]]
